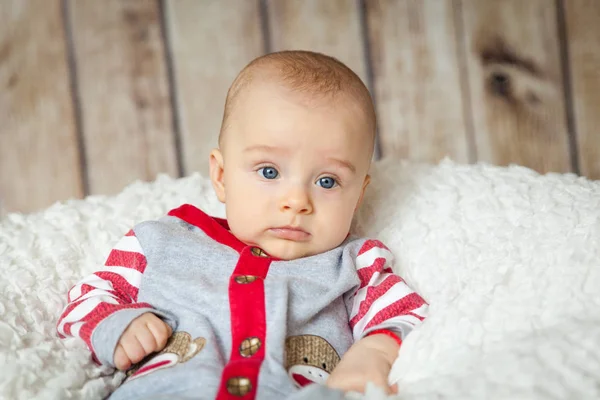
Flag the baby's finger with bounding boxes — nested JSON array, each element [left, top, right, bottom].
[[147, 319, 172, 350], [120, 331, 147, 364], [135, 325, 159, 355], [113, 344, 131, 371], [390, 383, 398, 394]]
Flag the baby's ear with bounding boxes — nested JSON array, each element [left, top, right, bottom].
[[209, 149, 226, 203]]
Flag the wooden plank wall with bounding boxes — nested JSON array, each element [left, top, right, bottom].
[[0, 0, 84, 214], [0, 0, 598, 215]]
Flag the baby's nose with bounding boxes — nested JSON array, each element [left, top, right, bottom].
[[280, 187, 313, 214]]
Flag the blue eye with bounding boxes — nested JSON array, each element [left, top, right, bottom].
[[258, 167, 279, 179], [317, 177, 337, 189]]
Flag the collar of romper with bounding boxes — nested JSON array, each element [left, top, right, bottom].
[[167, 204, 278, 259]]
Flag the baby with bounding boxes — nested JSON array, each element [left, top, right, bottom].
[[57, 51, 427, 400]]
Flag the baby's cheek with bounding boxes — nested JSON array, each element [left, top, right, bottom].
[[329, 203, 355, 231], [226, 209, 257, 241], [317, 217, 352, 250]]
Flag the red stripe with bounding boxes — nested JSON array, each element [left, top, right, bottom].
[[357, 239, 388, 256], [94, 271, 139, 302], [67, 282, 99, 303], [58, 302, 82, 329], [60, 281, 124, 338], [62, 271, 136, 328], [363, 293, 427, 331], [75, 283, 99, 300], [59, 291, 118, 329], [125, 229, 135, 236], [105, 250, 147, 273], [216, 247, 271, 400], [356, 257, 387, 290], [61, 321, 73, 337], [62, 318, 91, 337], [407, 311, 426, 321], [350, 275, 402, 328]]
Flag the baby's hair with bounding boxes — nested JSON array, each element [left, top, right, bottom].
[[219, 50, 376, 146]]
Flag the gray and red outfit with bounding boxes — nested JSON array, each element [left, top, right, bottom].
[[57, 204, 427, 399]]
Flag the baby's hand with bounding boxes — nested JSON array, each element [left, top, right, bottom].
[[326, 334, 399, 394], [113, 312, 172, 371], [326, 351, 396, 394]]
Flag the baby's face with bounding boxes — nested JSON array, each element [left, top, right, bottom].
[[210, 82, 373, 260]]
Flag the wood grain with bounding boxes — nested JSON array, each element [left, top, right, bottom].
[[68, 0, 178, 195], [563, 0, 600, 179], [0, 0, 83, 214], [365, 0, 471, 162], [459, 0, 572, 173], [164, 0, 264, 176], [267, 0, 368, 85]]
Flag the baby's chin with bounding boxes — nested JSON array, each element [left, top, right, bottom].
[[259, 239, 340, 261], [261, 243, 316, 261]]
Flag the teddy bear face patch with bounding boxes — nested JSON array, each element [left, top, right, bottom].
[[285, 335, 341, 388], [125, 331, 206, 382]]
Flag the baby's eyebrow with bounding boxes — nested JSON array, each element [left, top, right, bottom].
[[327, 157, 356, 174], [243, 145, 289, 154], [244, 145, 356, 173]]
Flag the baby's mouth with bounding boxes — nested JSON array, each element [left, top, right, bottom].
[[268, 226, 311, 241]]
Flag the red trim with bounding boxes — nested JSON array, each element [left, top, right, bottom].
[[168, 204, 274, 398], [366, 329, 402, 347], [216, 247, 271, 400], [167, 204, 246, 253], [133, 359, 172, 375]]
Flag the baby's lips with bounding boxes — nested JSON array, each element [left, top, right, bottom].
[[269, 227, 311, 241]]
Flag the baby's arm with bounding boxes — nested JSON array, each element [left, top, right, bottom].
[[57, 229, 174, 368], [331, 239, 428, 393]]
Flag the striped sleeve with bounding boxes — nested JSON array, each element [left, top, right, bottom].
[[349, 240, 428, 342], [56, 230, 153, 352]]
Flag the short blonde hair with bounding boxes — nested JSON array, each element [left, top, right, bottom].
[[219, 50, 376, 146]]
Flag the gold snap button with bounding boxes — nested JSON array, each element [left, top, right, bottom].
[[226, 376, 252, 396], [251, 247, 268, 257], [239, 337, 261, 358], [234, 275, 257, 284]]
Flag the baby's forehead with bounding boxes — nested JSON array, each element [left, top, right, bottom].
[[232, 83, 370, 142], [237, 73, 365, 117]]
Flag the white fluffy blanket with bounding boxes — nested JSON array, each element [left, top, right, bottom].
[[1, 159, 599, 400]]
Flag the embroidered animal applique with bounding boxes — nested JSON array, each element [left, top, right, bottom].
[[285, 335, 341, 388], [125, 331, 206, 382]]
